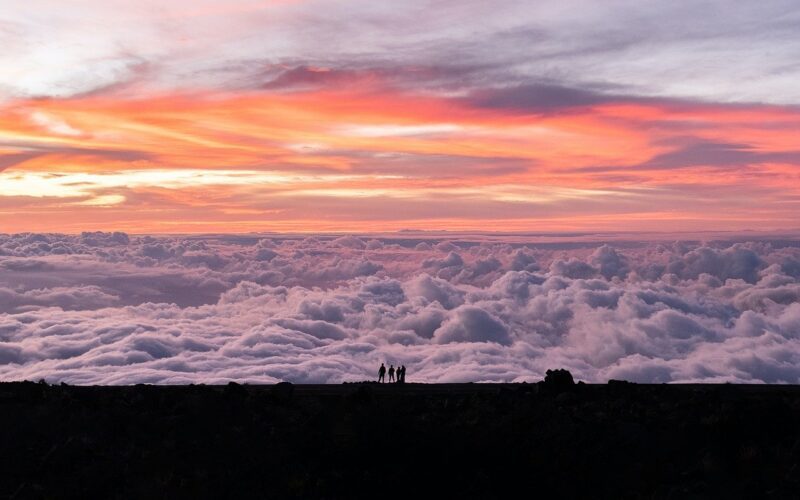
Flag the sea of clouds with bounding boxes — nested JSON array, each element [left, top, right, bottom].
[[0, 232, 799, 384]]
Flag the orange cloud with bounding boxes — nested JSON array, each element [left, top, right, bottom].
[[1, 87, 799, 233]]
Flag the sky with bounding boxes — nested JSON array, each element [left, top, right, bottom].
[[2, 2, 800, 385], [1, 0, 800, 233]]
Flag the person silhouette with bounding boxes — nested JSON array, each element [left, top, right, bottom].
[[378, 363, 386, 383], [400, 365, 406, 383], [388, 365, 395, 383]]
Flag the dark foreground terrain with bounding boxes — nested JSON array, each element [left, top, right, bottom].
[[2, 378, 800, 499]]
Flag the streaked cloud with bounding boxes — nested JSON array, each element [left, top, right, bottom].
[[1, 1, 799, 232]]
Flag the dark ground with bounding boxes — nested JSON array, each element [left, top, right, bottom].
[[2, 379, 800, 499]]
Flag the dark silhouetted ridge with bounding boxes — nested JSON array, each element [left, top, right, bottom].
[[1, 376, 799, 499]]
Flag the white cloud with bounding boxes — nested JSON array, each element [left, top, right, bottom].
[[0, 232, 799, 384]]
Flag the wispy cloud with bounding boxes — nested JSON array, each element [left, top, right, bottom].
[[1, 1, 800, 232]]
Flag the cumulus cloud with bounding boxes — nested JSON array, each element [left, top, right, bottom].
[[510, 248, 540, 272], [1, 232, 799, 384], [550, 257, 597, 279], [433, 306, 511, 345], [591, 245, 629, 280], [663, 244, 765, 283]]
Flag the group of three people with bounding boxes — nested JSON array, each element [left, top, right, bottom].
[[378, 363, 406, 383]]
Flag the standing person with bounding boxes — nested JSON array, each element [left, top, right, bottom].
[[400, 365, 406, 383], [378, 363, 386, 383], [388, 365, 395, 383]]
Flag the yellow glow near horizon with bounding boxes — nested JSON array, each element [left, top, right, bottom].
[[0, 169, 404, 199]]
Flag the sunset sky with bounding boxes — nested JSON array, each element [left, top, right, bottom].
[[2, 0, 799, 233]]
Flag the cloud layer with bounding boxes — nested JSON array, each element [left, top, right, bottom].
[[1, 232, 799, 384]]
